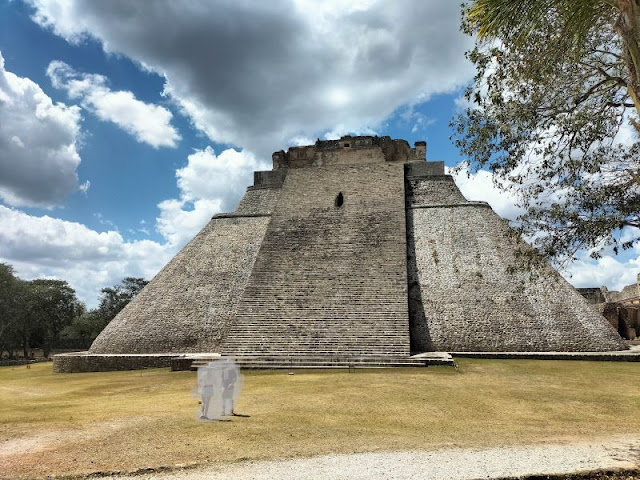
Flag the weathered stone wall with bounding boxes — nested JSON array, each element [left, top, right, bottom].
[[406, 174, 466, 206], [599, 303, 639, 340], [222, 162, 411, 356], [234, 186, 281, 215], [311, 147, 387, 167], [53, 353, 174, 373], [620, 307, 639, 339], [90, 215, 270, 353], [253, 169, 286, 187], [279, 136, 419, 169], [406, 161, 444, 178], [604, 281, 640, 304], [577, 287, 607, 305], [407, 179, 626, 352]]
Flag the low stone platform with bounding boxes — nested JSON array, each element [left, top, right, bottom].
[[451, 345, 640, 362], [53, 352, 177, 373], [52, 352, 454, 372], [53, 348, 640, 373], [174, 352, 455, 371]]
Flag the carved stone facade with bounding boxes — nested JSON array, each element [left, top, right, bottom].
[[578, 278, 640, 340], [88, 136, 625, 361]]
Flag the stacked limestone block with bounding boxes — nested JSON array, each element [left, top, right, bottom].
[[222, 162, 411, 357], [406, 173, 626, 352], [89, 157, 286, 354], [233, 189, 279, 215], [86, 135, 625, 362], [90, 216, 273, 354]]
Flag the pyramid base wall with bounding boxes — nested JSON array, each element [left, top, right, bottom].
[[53, 352, 176, 373], [52, 348, 639, 373]]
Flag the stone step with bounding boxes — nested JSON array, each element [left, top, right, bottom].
[[175, 354, 454, 370], [221, 345, 409, 348], [222, 344, 408, 348], [223, 340, 408, 343], [222, 338, 408, 342], [222, 344, 409, 355], [221, 333, 409, 337], [222, 352, 411, 357], [226, 167, 411, 362], [221, 350, 411, 355]]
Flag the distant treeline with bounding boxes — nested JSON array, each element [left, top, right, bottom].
[[0, 263, 147, 359]]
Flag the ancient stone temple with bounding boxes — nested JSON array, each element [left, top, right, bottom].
[[578, 279, 640, 340], [55, 136, 626, 372]]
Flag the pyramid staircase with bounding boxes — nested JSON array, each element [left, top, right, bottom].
[[220, 164, 413, 359], [171, 352, 454, 371]]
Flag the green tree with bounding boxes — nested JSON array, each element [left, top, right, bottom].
[[453, 0, 640, 263], [61, 309, 103, 348], [25, 279, 81, 357], [96, 277, 148, 324], [61, 277, 148, 348], [0, 263, 21, 357]]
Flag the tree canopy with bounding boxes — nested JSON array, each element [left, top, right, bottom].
[[25, 279, 81, 357], [0, 265, 81, 358], [96, 277, 149, 322], [0, 264, 21, 356], [453, 0, 640, 264], [0, 266, 148, 359], [61, 277, 149, 350]]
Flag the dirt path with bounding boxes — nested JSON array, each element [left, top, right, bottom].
[[0, 418, 144, 466], [107, 437, 640, 480]]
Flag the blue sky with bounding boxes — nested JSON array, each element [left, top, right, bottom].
[[0, 0, 635, 307]]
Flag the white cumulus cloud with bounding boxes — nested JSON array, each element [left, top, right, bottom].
[[449, 165, 525, 221], [0, 52, 84, 208], [0, 205, 172, 308], [28, 0, 474, 157], [0, 142, 265, 305], [47, 60, 180, 148], [563, 254, 640, 292], [156, 147, 267, 248]]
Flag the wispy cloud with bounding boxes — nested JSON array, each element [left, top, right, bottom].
[[47, 60, 180, 148]]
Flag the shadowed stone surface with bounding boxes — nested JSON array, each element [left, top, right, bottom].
[[406, 176, 624, 352]]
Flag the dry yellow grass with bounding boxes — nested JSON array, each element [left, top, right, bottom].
[[1, 359, 639, 478]]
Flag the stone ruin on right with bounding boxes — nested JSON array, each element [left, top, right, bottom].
[[578, 279, 640, 342]]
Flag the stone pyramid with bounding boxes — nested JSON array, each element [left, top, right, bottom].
[[89, 136, 625, 357]]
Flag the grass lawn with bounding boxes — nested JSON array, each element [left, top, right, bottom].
[[1, 359, 639, 478]]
